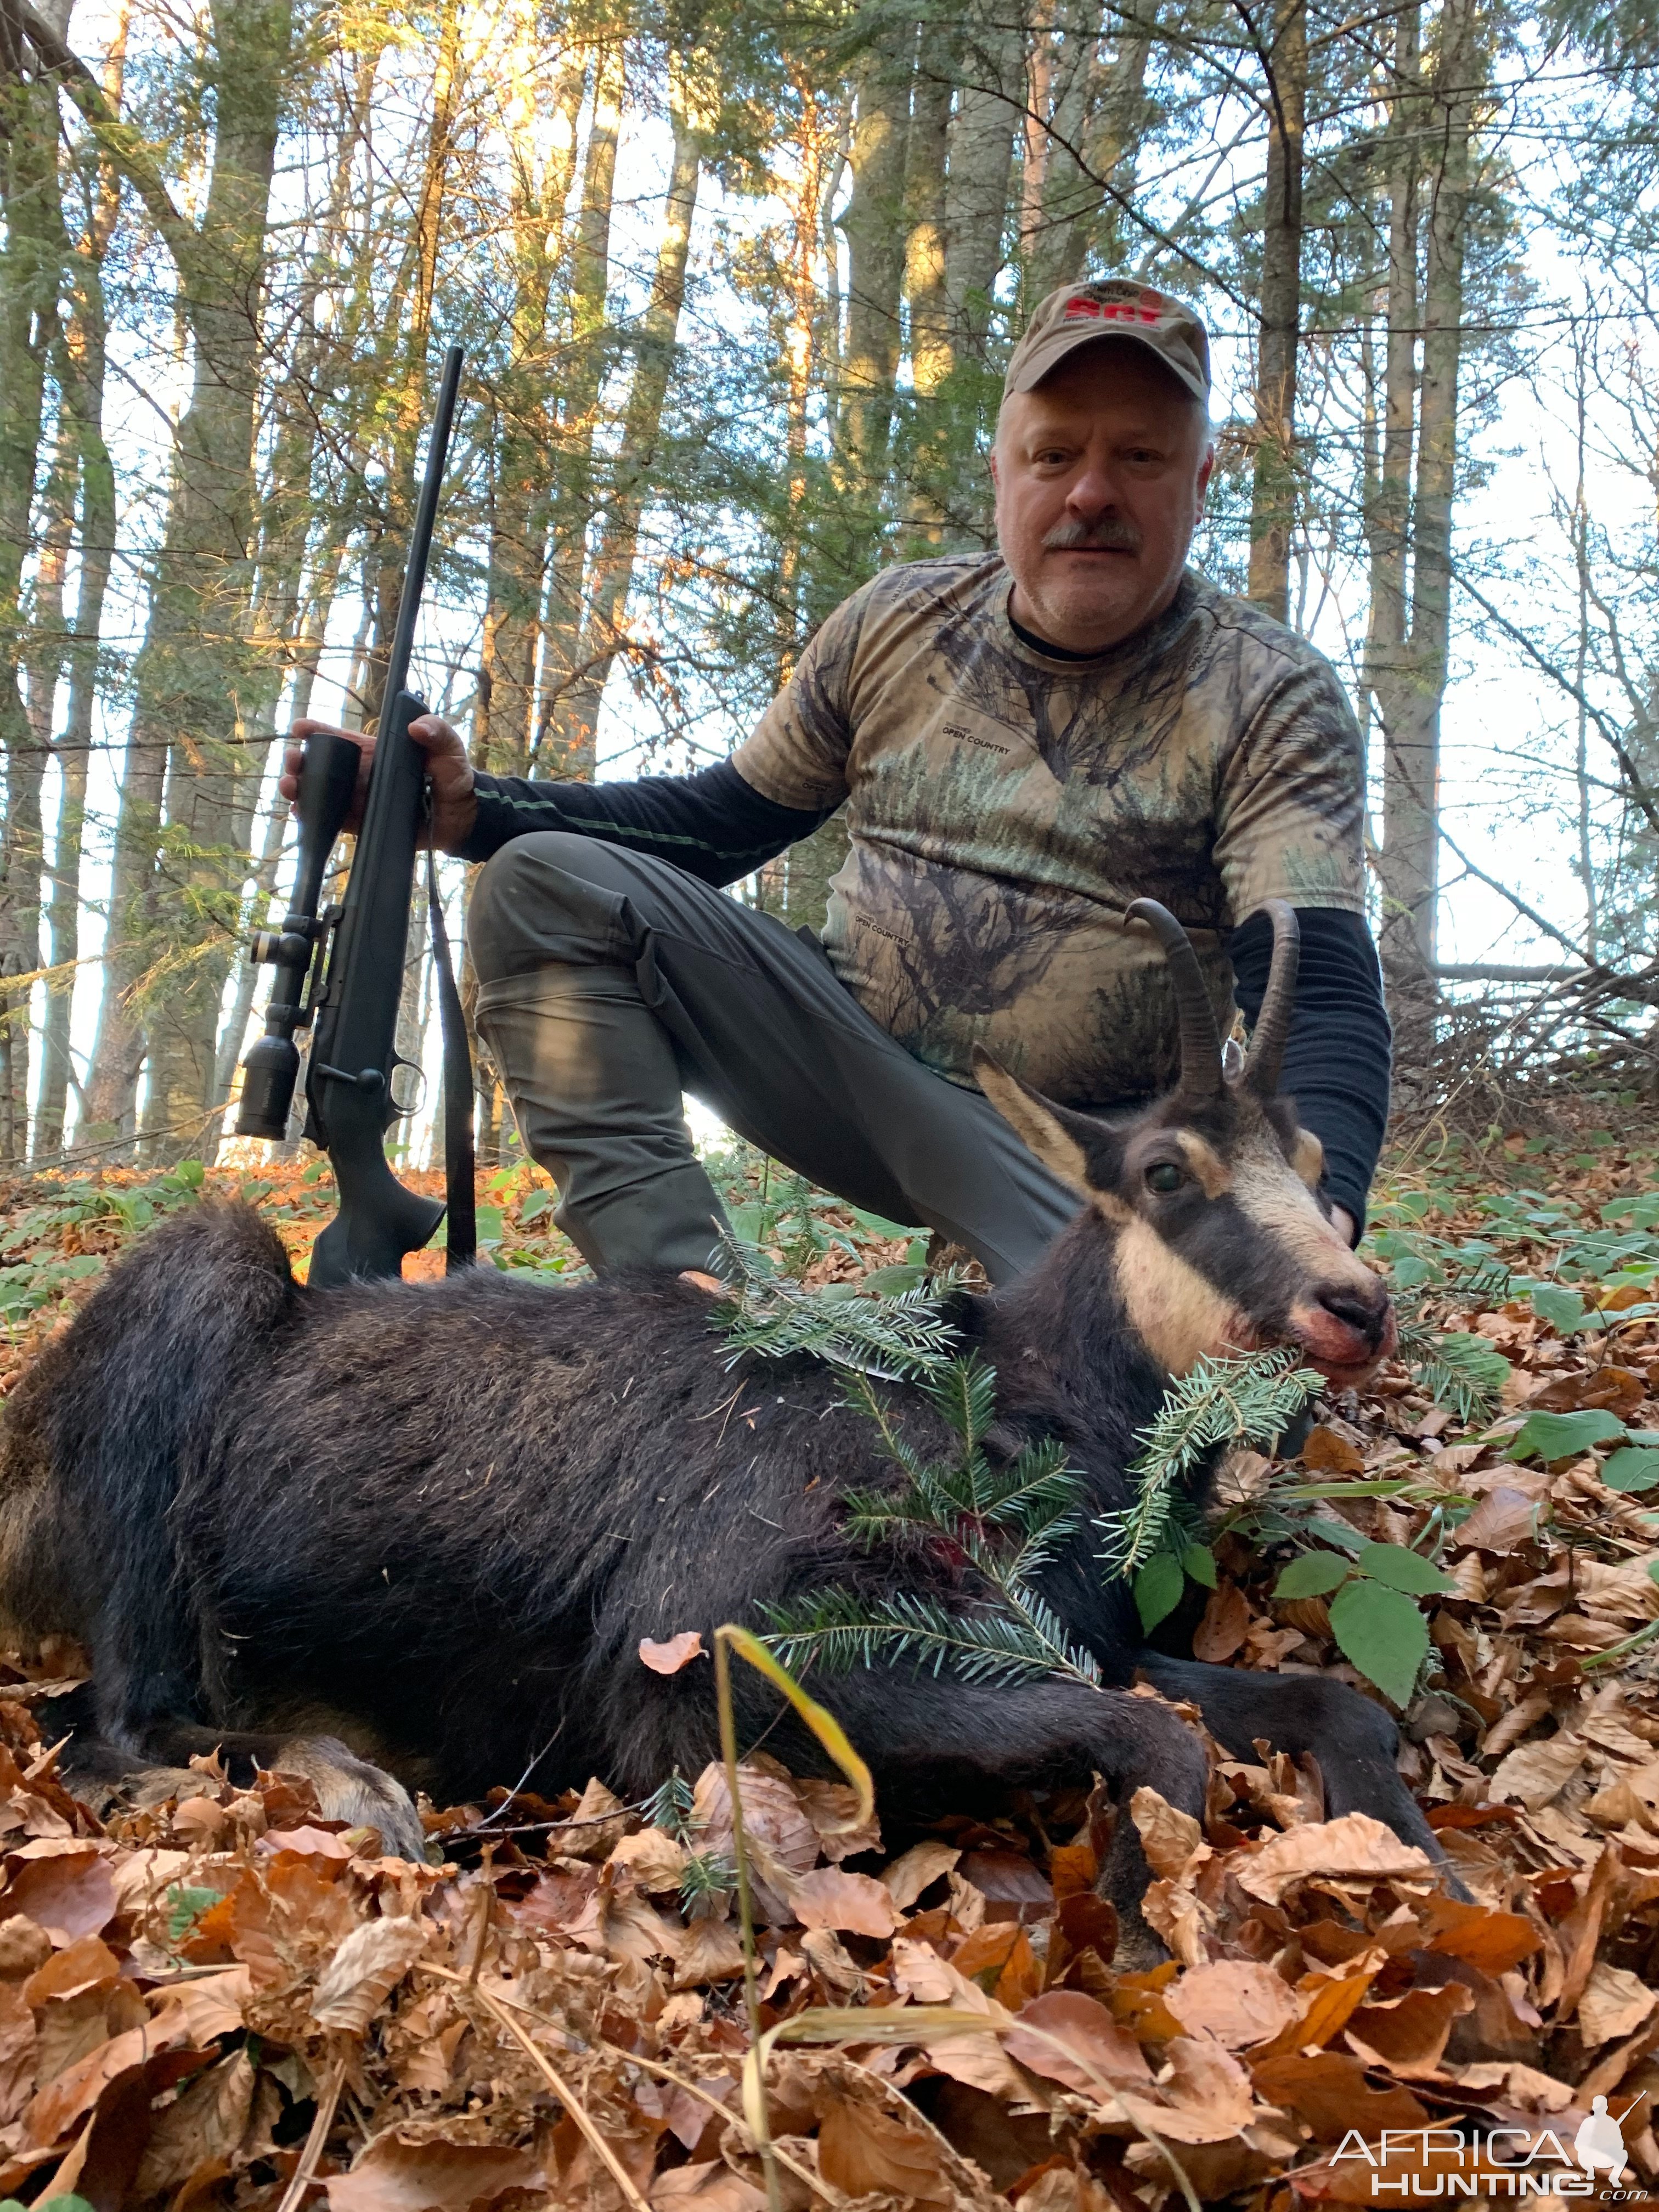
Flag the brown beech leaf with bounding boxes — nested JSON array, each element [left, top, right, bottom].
[[324, 2129, 545, 2211], [951, 1921, 1041, 2008], [311, 1917, 428, 2035], [1128, 1788, 1207, 1881], [1301, 1426, 1365, 1475], [1163, 1958, 1299, 2049], [787, 1867, 898, 1937], [882, 1839, 960, 1910], [1235, 1813, 1434, 1904], [1250, 2049, 1427, 2141], [1342, 1982, 1474, 2074], [1162, 2034, 1254, 2129], [639, 1631, 705, 1675], [0, 1982, 35, 2126], [1453, 1486, 1541, 1554], [1003, 1990, 1153, 2094], [649, 2164, 768, 2209], [1577, 1961, 1658, 2048], [1192, 1581, 1251, 1663], [1, 1849, 116, 1946]]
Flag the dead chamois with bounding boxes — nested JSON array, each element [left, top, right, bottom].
[[0, 901, 1446, 1953]]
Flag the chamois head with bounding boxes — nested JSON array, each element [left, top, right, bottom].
[[975, 899, 1396, 1391]]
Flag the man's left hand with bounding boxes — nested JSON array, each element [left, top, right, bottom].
[[1330, 1204, 1356, 1246]]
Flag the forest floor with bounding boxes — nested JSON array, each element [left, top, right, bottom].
[[0, 1099, 1654, 2208]]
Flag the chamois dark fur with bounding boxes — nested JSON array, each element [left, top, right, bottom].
[[0, 902, 1451, 1949]]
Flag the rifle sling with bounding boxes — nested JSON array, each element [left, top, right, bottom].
[[427, 843, 477, 1271]]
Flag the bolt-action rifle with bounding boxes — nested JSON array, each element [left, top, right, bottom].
[[235, 345, 476, 1288]]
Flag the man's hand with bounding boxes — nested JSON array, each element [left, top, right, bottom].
[[281, 714, 478, 855], [1330, 1204, 1356, 1247]]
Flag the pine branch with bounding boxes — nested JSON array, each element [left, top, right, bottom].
[[1097, 1347, 1323, 1578]]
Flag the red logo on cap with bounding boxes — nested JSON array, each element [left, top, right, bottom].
[[1063, 296, 1103, 320]]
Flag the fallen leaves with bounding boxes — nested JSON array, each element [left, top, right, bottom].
[[639, 1631, 706, 1675]]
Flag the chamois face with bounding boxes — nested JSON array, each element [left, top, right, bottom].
[[974, 899, 1396, 1391]]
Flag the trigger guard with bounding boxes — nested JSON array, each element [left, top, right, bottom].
[[388, 1056, 426, 1120]]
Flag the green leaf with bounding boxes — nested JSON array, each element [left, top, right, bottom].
[[1274, 1551, 1351, 1599], [1329, 1580, 1430, 1709], [1532, 1285, 1588, 1334], [517, 1187, 552, 1224], [860, 1263, 928, 1296], [1181, 1542, 1218, 1589], [1134, 1552, 1186, 1634], [474, 1206, 505, 1248], [1389, 1254, 1436, 1289], [1354, 1541, 1455, 1595], [1602, 1447, 1659, 1494], [1512, 1408, 1627, 1463]]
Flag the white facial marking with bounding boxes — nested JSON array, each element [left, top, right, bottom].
[[1113, 1216, 1252, 1373]]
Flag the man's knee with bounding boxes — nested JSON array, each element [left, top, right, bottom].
[[467, 833, 626, 985]]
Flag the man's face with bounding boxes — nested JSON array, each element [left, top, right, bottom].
[[991, 339, 1215, 653]]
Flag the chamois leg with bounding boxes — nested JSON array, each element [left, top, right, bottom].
[[814, 1672, 1211, 1965], [1135, 1655, 1460, 1884], [47, 1694, 427, 1861]]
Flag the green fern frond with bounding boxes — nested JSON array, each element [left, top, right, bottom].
[[1097, 1347, 1322, 1578]]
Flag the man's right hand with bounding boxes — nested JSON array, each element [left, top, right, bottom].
[[281, 714, 479, 855]]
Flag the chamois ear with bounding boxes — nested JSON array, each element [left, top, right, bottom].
[[973, 1048, 1108, 1199]]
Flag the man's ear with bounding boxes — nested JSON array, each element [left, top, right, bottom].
[[973, 1048, 1109, 1199]]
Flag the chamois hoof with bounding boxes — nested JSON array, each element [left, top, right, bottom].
[[271, 1736, 430, 1863]]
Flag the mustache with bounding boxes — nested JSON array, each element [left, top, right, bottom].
[[1042, 518, 1142, 553]]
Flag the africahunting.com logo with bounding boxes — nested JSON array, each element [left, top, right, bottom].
[[1331, 2096, 1650, 2198]]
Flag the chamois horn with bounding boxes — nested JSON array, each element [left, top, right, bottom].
[[1124, 897, 1223, 1097], [1239, 900, 1300, 1097]]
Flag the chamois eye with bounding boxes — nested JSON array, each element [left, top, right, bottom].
[[1144, 1162, 1185, 1195]]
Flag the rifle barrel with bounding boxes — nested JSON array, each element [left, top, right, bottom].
[[379, 343, 463, 722]]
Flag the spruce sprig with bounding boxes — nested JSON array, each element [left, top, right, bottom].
[[1096, 1347, 1323, 1578], [762, 1353, 1098, 1690], [711, 1229, 959, 1379]]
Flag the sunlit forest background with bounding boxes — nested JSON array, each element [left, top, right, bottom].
[[0, 0, 1655, 1169]]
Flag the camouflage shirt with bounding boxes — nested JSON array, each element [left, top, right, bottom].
[[730, 555, 1366, 1108]]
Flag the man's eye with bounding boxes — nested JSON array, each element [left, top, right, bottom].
[[1144, 1163, 1185, 1194]]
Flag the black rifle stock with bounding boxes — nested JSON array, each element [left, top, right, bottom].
[[236, 344, 472, 1288]]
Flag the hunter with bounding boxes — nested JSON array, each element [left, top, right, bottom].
[[285, 280, 1388, 1283]]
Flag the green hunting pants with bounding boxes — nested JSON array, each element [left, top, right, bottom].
[[466, 834, 1079, 1283]]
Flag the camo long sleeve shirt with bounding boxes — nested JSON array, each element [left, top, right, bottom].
[[729, 556, 1366, 1107]]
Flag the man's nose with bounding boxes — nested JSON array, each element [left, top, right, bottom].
[[1065, 465, 1117, 518]]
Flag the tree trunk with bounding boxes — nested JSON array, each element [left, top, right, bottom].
[[1048, 0, 1155, 283], [539, 39, 624, 780], [838, 29, 913, 487], [945, 0, 1019, 358], [1246, 0, 1306, 624], [1376, 0, 1478, 1030], [476, 27, 582, 778], [560, 59, 703, 760], [82, 0, 293, 1158], [36, 0, 121, 1159], [0, 0, 74, 1163]]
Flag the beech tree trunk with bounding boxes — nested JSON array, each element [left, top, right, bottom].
[[477, 30, 583, 780], [1246, 0, 1306, 623], [540, 39, 625, 780], [944, 0, 1019, 358], [560, 62, 704, 761], [838, 28, 913, 487], [1376, 0, 1479, 1034]]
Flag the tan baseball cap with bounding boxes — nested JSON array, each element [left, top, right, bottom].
[[1003, 279, 1211, 403]]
